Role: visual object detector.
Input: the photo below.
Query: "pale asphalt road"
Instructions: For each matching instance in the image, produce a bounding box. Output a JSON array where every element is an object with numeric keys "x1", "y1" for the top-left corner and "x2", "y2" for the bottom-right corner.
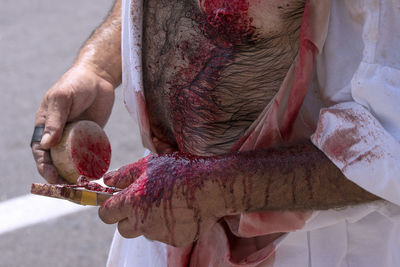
[{"x1": 0, "y1": 1, "x2": 145, "y2": 266}]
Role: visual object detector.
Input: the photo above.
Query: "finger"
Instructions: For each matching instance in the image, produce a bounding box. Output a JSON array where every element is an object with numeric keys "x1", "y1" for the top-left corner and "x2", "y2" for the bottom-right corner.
[
  {"x1": 34, "y1": 92, "x2": 50, "y2": 125},
  {"x1": 33, "y1": 101, "x2": 67, "y2": 184},
  {"x1": 31, "y1": 143, "x2": 65, "y2": 184},
  {"x1": 98, "y1": 192, "x2": 130, "y2": 224},
  {"x1": 40, "y1": 90, "x2": 72, "y2": 149},
  {"x1": 103, "y1": 156, "x2": 149, "y2": 188},
  {"x1": 117, "y1": 218, "x2": 141, "y2": 239}
]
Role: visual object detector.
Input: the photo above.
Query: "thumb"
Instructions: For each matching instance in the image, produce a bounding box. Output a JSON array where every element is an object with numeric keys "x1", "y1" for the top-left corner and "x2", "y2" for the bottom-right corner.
[
  {"x1": 40, "y1": 92, "x2": 71, "y2": 149},
  {"x1": 103, "y1": 156, "x2": 150, "y2": 188}
]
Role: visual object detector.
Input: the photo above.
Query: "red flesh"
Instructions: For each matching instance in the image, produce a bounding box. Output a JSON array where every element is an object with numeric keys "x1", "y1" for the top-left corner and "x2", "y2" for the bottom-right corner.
[{"x1": 70, "y1": 129, "x2": 111, "y2": 179}]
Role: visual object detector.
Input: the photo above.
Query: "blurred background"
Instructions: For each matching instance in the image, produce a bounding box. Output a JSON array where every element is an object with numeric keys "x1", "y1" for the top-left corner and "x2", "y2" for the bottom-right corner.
[{"x1": 0, "y1": 0, "x2": 144, "y2": 266}]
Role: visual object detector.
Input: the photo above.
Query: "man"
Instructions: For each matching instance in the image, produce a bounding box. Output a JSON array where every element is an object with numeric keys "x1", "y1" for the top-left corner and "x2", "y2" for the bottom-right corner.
[{"x1": 32, "y1": 0, "x2": 400, "y2": 266}]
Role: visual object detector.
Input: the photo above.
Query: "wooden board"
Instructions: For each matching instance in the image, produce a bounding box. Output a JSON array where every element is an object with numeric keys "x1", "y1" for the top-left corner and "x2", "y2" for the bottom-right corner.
[{"x1": 31, "y1": 183, "x2": 117, "y2": 206}]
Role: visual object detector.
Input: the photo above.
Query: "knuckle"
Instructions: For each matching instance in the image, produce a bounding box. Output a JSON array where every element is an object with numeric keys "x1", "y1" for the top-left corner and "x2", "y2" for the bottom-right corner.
[
  {"x1": 119, "y1": 230, "x2": 131, "y2": 238},
  {"x1": 103, "y1": 170, "x2": 118, "y2": 182},
  {"x1": 46, "y1": 125, "x2": 63, "y2": 137},
  {"x1": 98, "y1": 209, "x2": 109, "y2": 223},
  {"x1": 36, "y1": 163, "x2": 45, "y2": 174},
  {"x1": 54, "y1": 90, "x2": 72, "y2": 102},
  {"x1": 42, "y1": 91, "x2": 51, "y2": 103},
  {"x1": 37, "y1": 152, "x2": 52, "y2": 165},
  {"x1": 35, "y1": 106, "x2": 48, "y2": 125},
  {"x1": 43, "y1": 90, "x2": 54, "y2": 103},
  {"x1": 31, "y1": 142, "x2": 41, "y2": 150},
  {"x1": 117, "y1": 223, "x2": 130, "y2": 237},
  {"x1": 46, "y1": 87, "x2": 73, "y2": 103},
  {"x1": 36, "y1": 156, "x2": 46, "y2": 165},
  {"x1": 35, "y1": 108, "x2": 47, "y2": 121},
  {"x1": 98, "y1": 207, "x2": 116, "y2": 225},
  {"x1": 31, "y1": 144, "x2": 43, "y2": 157}
]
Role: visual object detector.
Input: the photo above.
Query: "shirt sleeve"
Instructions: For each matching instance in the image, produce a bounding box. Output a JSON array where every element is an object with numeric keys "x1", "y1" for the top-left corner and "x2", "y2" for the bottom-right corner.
[{"x1": 311, "y1": 102, "x2": 400, "y2": 206}]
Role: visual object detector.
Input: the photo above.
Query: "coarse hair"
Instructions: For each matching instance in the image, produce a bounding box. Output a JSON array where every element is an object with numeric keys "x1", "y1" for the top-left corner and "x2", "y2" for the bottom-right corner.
[
  {"x1": 179, "y1": 1, "x2": 306, "y2": 154},
  {"x1": 142, "y1": 0, "x2": 306, "y2": 154}
]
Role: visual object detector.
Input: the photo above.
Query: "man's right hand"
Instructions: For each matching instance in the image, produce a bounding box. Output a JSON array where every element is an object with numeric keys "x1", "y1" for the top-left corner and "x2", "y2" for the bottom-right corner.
[{"x1": 32, "y1": 64, "x2": 115, "y2": 184}]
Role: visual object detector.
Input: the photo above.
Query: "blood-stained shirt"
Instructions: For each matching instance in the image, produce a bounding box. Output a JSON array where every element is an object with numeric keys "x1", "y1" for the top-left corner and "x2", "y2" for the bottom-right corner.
[{"x1": 107, "y1": 0, "x2": 400, "y2": 266}]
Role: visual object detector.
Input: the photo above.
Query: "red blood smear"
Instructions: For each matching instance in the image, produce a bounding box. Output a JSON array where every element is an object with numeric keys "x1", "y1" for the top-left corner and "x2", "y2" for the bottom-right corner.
[
  {"x1": 318, "y1": 108, "x2": 381, "y2": 166},
  {"x1": 124, "y1": 0, "x2": 256, "y2": 240},
  {"x1": 73, "y1": 176, "x2": 117, "y2": 194},
  {"x1": 71, "y1": 131, "x2": 111, "y2": 179},
  {"x1": 322, "y1": 127, "x2": 361, "y2": 163},
  {"x1": 230, "y1": 0, "x2": 315, "y2": 151},
  {"x1": 199, "y1": 0, "x2": 255, "y2": 46},
  {"x1": 113, "y1": 151, "x2": 257, "y2": 242},
  {"x1": 170, "y1": 47, "x2": 234, "y2": 152},
  {"x1": 126, "y1": 145, "x2": 319, "y2": 241},
  {"x1": 125, "y1": 154, "x2": 213, "y2": 241},
  {"x1": 167, "y1": 1, "x2": 256, "y2": 152},
  {"x1": 103, "y1": 156, "x2": 149, "y2": 188}
]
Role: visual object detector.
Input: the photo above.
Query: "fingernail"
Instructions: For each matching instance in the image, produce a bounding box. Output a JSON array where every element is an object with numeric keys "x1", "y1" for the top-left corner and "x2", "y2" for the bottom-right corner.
[{"x1": 40, "y1": 133, "x2": 51, "y2": 147}]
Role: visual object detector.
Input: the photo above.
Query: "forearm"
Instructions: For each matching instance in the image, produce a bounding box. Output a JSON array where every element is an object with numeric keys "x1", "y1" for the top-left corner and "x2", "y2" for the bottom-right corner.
[
  {"x1": 204, "y1": 141, "x2": 380, "y2": 216},
  {"x1": 100, "y1": 140, "x2": 381, "y2": 245},
  {"x1": 75, "y1": 0, "x2": 122, "y2": 87}
]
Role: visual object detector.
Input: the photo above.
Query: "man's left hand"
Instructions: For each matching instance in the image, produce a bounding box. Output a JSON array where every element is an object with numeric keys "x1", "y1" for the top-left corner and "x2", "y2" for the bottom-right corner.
[{"x1": 98, "y1": 153, "x2": 223, "y2": 247}]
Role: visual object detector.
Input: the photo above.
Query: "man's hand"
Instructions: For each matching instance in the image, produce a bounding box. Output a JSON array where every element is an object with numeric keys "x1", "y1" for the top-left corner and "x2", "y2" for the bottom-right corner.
[
  {"x1": 32, "y1": 0, "x2": 121, "y2": 184},
  {"x1": 32, "y1": 65, "x2": 115, "y2": 183},
  {"x1": 98, "y1": 153, "x2": 223, "y2": 247},
  {"x1": 98, "y1": 142, "x2": 380, "y2": 246}
]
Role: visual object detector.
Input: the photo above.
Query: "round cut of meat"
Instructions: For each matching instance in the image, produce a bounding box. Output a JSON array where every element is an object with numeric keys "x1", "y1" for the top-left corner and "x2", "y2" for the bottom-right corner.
[{"x1": 50, "y1": 121, "x2": 111, "y2": 183}]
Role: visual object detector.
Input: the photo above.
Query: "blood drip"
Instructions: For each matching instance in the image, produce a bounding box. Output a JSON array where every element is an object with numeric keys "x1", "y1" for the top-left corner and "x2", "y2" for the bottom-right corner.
[{"x1": 107, "y1": 151, "x2": 257, "y2": 242}]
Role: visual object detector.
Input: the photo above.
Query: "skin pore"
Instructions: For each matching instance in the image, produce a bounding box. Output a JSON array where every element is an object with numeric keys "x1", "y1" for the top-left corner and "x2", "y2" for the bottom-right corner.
[{"x1": 98, "y1": 0, "x2": 380, "y2": 246}]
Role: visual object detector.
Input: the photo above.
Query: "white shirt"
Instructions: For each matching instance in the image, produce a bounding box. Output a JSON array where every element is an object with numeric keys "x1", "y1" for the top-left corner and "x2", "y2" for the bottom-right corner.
[{"x1": 108, "y1": 0, "x2": 400, "y2": 266}]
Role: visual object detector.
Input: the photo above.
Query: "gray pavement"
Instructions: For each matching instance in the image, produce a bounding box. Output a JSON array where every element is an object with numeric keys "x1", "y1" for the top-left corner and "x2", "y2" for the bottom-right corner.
[{"x1": 0, "y1": 1, "x2": 145, "y2": 266}]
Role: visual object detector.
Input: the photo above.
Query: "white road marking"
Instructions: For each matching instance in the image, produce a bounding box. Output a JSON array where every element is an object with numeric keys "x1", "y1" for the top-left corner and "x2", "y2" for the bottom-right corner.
[{"x1": 0, "y1": 194, "x2": 93, "y2": 235}]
